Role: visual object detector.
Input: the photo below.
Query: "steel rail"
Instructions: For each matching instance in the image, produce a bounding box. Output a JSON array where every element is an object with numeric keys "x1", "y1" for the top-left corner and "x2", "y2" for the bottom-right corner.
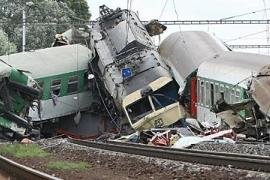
[
  {"x1": 89, "y1": 20, "x2": 270, "y2": 26},
  {"x1": 68, "y1": 138, "x2": 270, "y2": 172},
  {"x1": 0, "y1": 155, "x2": 61, "y2": 180}
]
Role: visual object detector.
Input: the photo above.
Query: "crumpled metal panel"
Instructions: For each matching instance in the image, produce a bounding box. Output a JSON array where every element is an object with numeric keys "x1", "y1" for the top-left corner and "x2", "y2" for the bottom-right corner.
[{"x1": 250, "y1": 65, "x2": 270, "y2": 116}]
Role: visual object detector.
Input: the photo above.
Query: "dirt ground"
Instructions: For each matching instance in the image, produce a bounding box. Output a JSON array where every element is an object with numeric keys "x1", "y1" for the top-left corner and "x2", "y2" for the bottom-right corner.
[{"x1": 3, "y1": 141, "x2": 269, "y2": 180}]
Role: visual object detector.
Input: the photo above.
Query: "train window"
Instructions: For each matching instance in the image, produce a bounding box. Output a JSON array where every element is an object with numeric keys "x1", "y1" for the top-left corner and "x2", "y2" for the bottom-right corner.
[
  {"x1": 230, "y1": 89, "x2": 235, "y2": 103},
  {"x1": 225, "y1": 86, "x2": 230, "y2": 103},
  {"x1": 37, "y1": 81, "x2": 44, "y2": 88},
  {"x1": 126, "y1": 97, "x2": 153, "y2": 123},
  {"x1": 214, "y1": 83, "x2": 219, "y2": 103},
  {"x1": 197, "y1": 79, "x2": 200, "y2": 104},
  {"x1": 210, "y1": 83, "x2": 214, "y2": 106},
  {"x1": 235, "y1": 89, "x2": 241, "y2": 102},
  {"x1": 51, "y1": 79, "x2": 61, "y2": 96},
  {"x1": 205, "y1": 82, "x2": 210, "y2": 107},
  {"x1": 67, "y1": 76, "x2": 78, "y2": 94},
  {"x1": 151, "y1": 81, "x2": 178, "y2": 110},
  {"x1": 220, "y1": 84, "x2": 224, "y2": 93},
  {"x1": 200, "y1": 81, "x2": 205, "y2": 105}
]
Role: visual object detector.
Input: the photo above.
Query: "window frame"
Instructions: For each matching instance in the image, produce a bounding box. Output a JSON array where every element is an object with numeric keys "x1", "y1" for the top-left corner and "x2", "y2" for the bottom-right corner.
[
  {"x1": 67, "y1": 76, "x2": 79, "y2": 94},
  {"x1": 50, "y1": 79, "x2": 61, "y2": 96}
]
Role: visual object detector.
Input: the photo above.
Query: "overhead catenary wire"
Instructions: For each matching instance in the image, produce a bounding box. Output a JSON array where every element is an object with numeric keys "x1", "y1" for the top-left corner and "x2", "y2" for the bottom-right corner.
[
  {"x1": 172, "y1": 0, "x2": 181, "y2": 32},
  {"x1": 159, "y1": 0, "x2": 169, "y2": 20},
  {"x1": 224, "y1": 30, "x2": 267, "y2": 43},
  {"x1": 220, "y1": 7, "x2": 270, "y2": 20},
  {"x1": 262, "y1": 0, "x2": 270, "y2": 55}
]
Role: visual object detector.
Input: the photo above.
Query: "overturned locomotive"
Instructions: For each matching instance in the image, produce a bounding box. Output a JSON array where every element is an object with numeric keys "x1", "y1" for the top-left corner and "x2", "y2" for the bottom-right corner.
[{"x1": 90, "y1": 5, "x2": 185, "y2": 130}]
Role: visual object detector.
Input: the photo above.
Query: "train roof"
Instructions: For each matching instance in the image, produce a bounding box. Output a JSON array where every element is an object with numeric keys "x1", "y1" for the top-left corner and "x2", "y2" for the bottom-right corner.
[
  {"x1": 0, "y1": 44, "x2": 92, "y2": 79},
  {"x1": 197, "y1": 51, "x2": 270, "y2": 88},
  {"x1": 159, "y1": 31, "x2": 228, "y2": 92}
]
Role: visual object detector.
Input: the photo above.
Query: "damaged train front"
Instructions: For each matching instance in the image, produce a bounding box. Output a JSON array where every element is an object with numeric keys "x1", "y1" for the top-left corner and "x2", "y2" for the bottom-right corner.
[{"x1": 0, "y1": 60, "x2": 42, "y2": 140}]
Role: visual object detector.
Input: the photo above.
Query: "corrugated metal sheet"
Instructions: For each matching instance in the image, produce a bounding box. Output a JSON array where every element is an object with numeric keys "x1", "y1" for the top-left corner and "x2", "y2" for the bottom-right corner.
[
  {"x1": 197, "y1": 51, "x2": 270, "y2": 88},
  {"x1": 0, "y1": 44, "x2": 92, "y2": 79},
  {"x1": 159, "y1": 31, "x2": 228, "y2": 91}
]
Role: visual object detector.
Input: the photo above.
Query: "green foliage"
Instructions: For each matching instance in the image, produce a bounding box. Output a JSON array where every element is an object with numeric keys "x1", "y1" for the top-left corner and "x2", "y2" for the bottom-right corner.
[
  {"x1": 0, "y1": 144, "x2": 48, "y2": 158},
  {"x1": 0, "y1": 29, "x2": 17, "y2": 56},
  {"x1": 0, "y1": 0, "x2": 90, "y2": 52},
  {"x1": 47, "y1": 161, "x2": 90, "y2": 170},
  {"x1": 57, "y1": 0, "x2": 91, "y2": 21}
]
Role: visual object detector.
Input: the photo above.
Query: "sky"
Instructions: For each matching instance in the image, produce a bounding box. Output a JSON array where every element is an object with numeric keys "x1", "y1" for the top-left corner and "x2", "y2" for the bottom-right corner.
[{"x1": 87, "y1": 0, "x2": 270, "y2": 55}]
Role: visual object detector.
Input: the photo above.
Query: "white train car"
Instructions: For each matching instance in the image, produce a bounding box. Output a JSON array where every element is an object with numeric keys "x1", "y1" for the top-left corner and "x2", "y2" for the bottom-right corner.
[
  {"x1": 197, "y1": 51, "x2": 270, "y2": 130},
  {"x1": 160, "y1": 31, "x2": 270, "y2": 138}
]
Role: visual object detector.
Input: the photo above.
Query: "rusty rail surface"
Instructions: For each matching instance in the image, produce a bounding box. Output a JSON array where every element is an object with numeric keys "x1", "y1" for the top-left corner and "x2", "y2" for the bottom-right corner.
[
  {"x1": 68, "y1": 137, "x2": 270, "y2": 172},
  {"x1": 0, "y1": 155, "x2": 61, "y2": 180}
]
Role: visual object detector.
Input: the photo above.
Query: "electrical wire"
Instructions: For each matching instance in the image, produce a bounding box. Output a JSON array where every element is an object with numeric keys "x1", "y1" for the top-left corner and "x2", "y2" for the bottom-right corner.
[
  {"x1": 262, "y1": 0, "x2": 270, "y2": 55},
  {"x1": 88, "y1": 56, "x2": 121, "y2": 131},
  {"x1": 159, "y1": 0, "x2": 169, "y2": 20},
  {"x1": 225, "y1": 30, "x2": 267, "y2": 43},
  {"x1": 220, "y1": 7, "x2": 270, "y2": 20},
  {"x1": 172, "y1": 0, "x2": 181, "y2": 32}
]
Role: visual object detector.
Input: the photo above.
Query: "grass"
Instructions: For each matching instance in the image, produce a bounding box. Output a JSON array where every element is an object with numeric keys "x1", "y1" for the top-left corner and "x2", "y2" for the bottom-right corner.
[
  {"x1": 0, "y1": 144, "x2": 48, "y2": 158},
  {"x1": 47, "y1": 161, "x2": 91, "y2": 170}
]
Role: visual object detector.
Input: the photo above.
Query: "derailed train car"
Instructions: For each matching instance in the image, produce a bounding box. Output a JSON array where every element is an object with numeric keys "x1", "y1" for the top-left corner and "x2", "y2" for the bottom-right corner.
[
  {"x1": 160, "y1": 31, "x2": 270, "y2": 139},
  {"x1": 90, "y1": 5, "x2": 185, "y2": 130},
  {"x1": 1, "y1": 45, "x2": 114, "y2": 138},
  {"x1": 0, "y1": 59, "x2": 41, "y2": 139}
]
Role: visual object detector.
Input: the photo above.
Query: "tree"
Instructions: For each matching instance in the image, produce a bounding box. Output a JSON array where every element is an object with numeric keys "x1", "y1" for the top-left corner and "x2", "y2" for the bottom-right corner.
[
  {"x1": 57, "y1": 0, "x2": 91, "y2": 21},
  {"x1": 0, "y1": 0, "x2": 91, "y2": 52},
  {"x1": 0, "y1": 29, "x2": 17, "y2": 56}
]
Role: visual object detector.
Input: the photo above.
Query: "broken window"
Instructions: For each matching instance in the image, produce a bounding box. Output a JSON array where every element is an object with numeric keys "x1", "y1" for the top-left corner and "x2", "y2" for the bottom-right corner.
[
  {"x1": 151, "y1": 82, "x2": 178, "y2": 110},
  {"x1": 37, "y1": 81, "x2": 44, "y2": 88},
  {"x1": 67, "y1": 76, "x2": 78, "y2": 94},
  {"x1": 51, "y1": 79, "x2": 61, "y2": 96},
  {"x1": 126, "y1": 96, "x2": 153, "y2": 123}
]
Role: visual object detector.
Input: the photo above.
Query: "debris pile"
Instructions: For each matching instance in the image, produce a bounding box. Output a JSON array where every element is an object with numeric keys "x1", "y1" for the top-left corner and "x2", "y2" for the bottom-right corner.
[{"x1": 109, "y1": 124, "x2": 237, "y2": 149}]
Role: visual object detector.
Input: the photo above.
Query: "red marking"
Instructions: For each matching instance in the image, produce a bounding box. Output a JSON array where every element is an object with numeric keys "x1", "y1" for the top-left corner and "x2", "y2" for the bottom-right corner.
[
  {"x1": 190, "y1": 77, "x2": 197, "y2": 118},
  {"x1": 150, "y1": 130, "x2": 171, "y2": 146}
]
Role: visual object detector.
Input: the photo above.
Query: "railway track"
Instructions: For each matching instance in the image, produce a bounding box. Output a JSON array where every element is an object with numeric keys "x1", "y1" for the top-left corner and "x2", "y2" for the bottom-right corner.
[
  {"x1": 68, "y1": 138, "x2": 270, "y2": 173},
  {"x1": 0, "y1": 155, "x2": 61, "y2": 180}
]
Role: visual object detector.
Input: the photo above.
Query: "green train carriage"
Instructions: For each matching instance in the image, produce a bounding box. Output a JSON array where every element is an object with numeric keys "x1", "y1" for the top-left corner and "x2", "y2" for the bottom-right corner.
[{"x1": 1, "y1": 45, "x2": 110, "y2": 137}]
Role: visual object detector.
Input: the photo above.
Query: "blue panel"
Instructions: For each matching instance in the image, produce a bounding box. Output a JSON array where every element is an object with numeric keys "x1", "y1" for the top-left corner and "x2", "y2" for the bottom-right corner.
[{"x1": 122, "y1": 68, "x2": 132, "y2": 78}]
